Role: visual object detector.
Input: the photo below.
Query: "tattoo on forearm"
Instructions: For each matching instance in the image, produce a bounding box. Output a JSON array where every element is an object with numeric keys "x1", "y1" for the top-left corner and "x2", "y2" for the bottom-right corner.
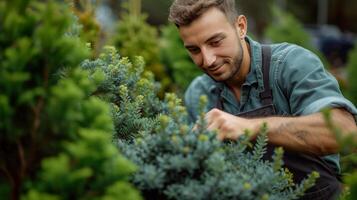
[
  {"x1": 293, "y1": 131, "x2": 309, "y2": 143},
  {"x1": 277, "y1": 122, "x2": 309, "y2": 144},
  {"x1": 276, "y1": 122, "x2": 292, "y2": 135}
]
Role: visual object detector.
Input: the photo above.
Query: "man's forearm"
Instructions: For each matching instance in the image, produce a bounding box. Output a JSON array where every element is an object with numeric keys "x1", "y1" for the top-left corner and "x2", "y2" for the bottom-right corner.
[{"x1": 254, "y1": 109, "x2": 356, "y2": 156}]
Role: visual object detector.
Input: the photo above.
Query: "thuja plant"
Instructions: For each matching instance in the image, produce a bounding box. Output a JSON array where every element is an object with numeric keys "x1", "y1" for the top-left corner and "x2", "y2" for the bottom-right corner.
[
  {"x1": 22, "y1": 69, "x2": 142, "y2": 200},
  {"x1": 118, "y1": 94, "x2": 319, "y2": 200},
  {"x1": 0, "y1": 0, "x2": 141, "y2": 199},
  {"x1": 160, "y1": 24, "x2": 202, "y2": 93},
  {"x1": 81, "y1": 46, "x2": 162, "y2": 140}
]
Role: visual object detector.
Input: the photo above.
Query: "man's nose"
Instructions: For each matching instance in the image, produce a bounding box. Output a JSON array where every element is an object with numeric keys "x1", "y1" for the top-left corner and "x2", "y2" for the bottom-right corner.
[{"x1": 202, "y1": 48, "x2": 216, "y2": 68}]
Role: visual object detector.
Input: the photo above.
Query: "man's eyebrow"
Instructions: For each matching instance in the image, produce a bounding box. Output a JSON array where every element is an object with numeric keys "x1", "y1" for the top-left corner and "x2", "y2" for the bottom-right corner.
[{"x1": 184, "y1": 44, "x2": 197, "y2": 49}]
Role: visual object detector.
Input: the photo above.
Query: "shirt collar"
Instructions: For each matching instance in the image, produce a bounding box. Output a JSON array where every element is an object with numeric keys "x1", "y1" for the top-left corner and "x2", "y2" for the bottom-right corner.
[{"x1": 245, "y1": 36, "x2": 264, "y2": 91}]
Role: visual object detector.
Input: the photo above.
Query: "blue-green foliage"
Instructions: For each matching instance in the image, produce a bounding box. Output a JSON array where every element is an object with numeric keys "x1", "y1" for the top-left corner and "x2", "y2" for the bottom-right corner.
[
  {"x1": 81, "y1": 46, "x2": 162, "y2": 140},
  {"x1": 88, "y1": 48, "x2": 321, "y2": 199},
  {"x1": 117, "y1": 93, "x2": 319, "y2": 200}
]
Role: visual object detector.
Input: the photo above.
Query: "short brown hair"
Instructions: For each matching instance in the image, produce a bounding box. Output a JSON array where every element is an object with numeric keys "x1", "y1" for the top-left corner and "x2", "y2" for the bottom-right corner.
[{"x1": 168, "y1": 0, "x2": 238, "y2": 27}]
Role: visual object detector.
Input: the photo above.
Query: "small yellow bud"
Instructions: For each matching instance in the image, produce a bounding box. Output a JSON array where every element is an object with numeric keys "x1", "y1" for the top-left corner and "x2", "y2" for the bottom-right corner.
[
  {"x1": 113, "y1": 104, "x2": 120, "y2": 112},
  {"x1": 261, "y1": 194, "x2": 269, "y2": 200},
  {"x1": 182, "y1": 146, "x2": 190, "y2": 154},
  {"x1": 180, "y1": 125, "x2": 189, "y2": 134},
  {"x1": 119, "y1": 85, "x2": 128, "y2": 97},
  {"x1": 136, "y1": 95, "x2": 144, "y2": 104},
  {"x1": 243, "y1": 182, "x2": 251, "y2": 190},
  {"x1": 159, "y1": 115, "x2": 170, "y2": 128},
  {"x1": 168, "y1": 101, "x2": 175, "y2": 109},
  {"x1": 171, "y1": 135, "x2": 178, "y2": 143},
  {"x1": 136, "y1": 138, "x2": 143, "y2": 145},
  {"x1": 198, "y1": 134, "x2": 208, "y2": 142}
]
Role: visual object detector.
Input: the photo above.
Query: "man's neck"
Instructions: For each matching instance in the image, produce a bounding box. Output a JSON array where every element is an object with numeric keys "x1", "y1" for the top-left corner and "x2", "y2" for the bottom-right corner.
[{"x1": 225, "y1": 41, "x2": 251, "y2": 101}]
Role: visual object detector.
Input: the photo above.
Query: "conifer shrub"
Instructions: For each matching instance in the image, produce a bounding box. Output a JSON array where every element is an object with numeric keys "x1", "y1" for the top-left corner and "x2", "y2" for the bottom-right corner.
[
  {"x1": 118, "y1": 94, "x2": 319, "y2": 200},
  {"x1": 81, "y1": 46, "x2": 162, "y2": 140},
  {"x1": 84, "y1": 46, "x2": 319, "y2": 200},
  {"x1": 68, "y1": 0, "x2": 102, "y2": 57},
  {"x1": 112, "y1": 3, "x2": 172, "y2": 95},
  {"x1": 0, "y1": 0, "x2": 141, "y2": 199}
]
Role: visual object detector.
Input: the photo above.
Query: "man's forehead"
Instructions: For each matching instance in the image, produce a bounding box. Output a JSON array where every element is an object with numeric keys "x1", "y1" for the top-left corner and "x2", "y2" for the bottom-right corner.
[{"x1": 178, "y1": 8, "x2": 232, "y2": 41}]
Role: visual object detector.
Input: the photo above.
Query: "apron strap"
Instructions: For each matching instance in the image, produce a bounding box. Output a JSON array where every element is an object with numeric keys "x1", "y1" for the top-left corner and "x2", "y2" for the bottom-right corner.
[
  {"x1": 260, "y1": 45, "x2": 274, "y2": 106},
  {"x1": 213, "y1": 87, "x2": 224, "y2": 110}
]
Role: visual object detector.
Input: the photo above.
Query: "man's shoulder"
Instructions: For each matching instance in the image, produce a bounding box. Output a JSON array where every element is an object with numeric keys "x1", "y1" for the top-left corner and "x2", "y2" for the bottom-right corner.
[{"x1": 270, "y1": 42, "x2": 313, "y2": 61}]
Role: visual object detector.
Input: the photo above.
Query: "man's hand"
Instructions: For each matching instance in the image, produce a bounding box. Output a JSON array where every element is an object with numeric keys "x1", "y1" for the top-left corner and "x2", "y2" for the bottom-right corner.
[{"x1": 205, "y1": 108, "x2": 258, "y2": 141}]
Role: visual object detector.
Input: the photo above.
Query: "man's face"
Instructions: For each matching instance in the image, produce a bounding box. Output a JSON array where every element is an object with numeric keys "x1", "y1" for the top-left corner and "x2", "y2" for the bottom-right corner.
[{"x1": 179, "y1": 7, "x2": 244, "y2": 82}]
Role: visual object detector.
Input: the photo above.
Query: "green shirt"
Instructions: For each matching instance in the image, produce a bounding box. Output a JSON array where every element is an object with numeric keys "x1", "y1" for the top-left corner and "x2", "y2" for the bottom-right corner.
[{"x1": 184, "y1": 37, "x2": 357, "y2": 172}]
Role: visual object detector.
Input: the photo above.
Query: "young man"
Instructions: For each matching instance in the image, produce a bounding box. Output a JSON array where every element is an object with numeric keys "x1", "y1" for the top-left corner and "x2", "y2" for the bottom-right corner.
[{"x1": 169, "y1": 0, "x2": 357, "y2": 199}]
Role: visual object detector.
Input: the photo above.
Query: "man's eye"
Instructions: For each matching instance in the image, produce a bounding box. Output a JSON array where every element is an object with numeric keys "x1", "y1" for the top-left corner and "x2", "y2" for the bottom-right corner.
[
  {"x1": 188, "y1": 48, "x2": 200, "y2": 54},
  {"x1": 211, "y1": 39, "x2": 222, "y2": 46}
]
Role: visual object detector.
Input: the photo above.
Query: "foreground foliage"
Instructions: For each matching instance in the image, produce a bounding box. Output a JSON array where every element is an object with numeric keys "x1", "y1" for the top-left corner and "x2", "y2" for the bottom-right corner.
[
  {"x1": 84, "y1": 47, "x2": 319, "y2": 200},
  {"x1": 0, "y1": 0, "x2": 141, "y2": 199}
]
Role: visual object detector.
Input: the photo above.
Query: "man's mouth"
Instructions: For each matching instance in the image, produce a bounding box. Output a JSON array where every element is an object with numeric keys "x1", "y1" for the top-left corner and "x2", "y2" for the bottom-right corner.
[{"x1": 208, "y1": 63, "x2": 224, "y2": 73}]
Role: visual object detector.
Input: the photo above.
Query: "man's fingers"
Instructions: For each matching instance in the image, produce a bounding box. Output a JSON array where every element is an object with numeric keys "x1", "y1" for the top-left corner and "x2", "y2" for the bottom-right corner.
[
  {"x1": 216, "y1": 132, "x2": 225, "y2": 141},
  {"x1": 207, "y1": 116, "x2": 226, "y2": 132}
]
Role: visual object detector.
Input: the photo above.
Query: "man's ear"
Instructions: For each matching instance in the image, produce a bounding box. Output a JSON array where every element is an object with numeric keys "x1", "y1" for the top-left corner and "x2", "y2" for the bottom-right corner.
[{"x1": 235, "y1": 15, "x2": 247, "y2": 39}]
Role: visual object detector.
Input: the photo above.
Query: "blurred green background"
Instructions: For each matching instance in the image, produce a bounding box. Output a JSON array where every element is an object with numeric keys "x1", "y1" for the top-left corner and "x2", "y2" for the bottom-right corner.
[{"x1": 88, "y1": 0, "x2": 357, "y2": 101}]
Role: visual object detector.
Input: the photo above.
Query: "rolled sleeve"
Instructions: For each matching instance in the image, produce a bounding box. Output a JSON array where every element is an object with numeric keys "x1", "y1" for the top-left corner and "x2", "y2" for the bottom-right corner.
[
  {"x1": 303, "y1": 96, "x2": 357, "y2": 120},
  {"x1": 278, "y1": 45, "x2": 357, "y2": 120}
]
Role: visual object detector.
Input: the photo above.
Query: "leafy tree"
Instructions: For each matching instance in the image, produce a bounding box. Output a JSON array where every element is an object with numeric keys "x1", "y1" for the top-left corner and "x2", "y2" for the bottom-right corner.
[{"x1": 0, "y1": 0, "x2": 141, "y2": 199}]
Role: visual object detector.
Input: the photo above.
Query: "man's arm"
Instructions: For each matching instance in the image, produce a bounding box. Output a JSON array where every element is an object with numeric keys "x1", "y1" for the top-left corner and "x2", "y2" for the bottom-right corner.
[{"x1": 205, "y1": 108, "x2": 357, "y2": 156}]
